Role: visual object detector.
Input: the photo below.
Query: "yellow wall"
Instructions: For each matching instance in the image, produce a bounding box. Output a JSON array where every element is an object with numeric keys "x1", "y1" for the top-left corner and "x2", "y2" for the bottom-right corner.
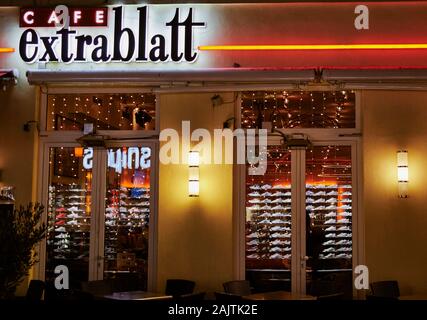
[
  {"x1": 363, "y1": 90, "x2": 427, "y2": 294},
  {"x1": 0, "y1": 7, "x2": 37, "y2": 295},
  {"x1": 157, "y1": 93, "x2": 235, "y2": 294}
]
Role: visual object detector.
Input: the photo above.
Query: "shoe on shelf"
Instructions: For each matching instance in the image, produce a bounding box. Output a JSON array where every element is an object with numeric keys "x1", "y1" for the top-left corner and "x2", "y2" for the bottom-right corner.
[
  {"x1": 339, "y1": 212, "x2": 352, "y2": 217},
  {"x1": 313, "y1": 191, "x2": 326, "y2": 196},
  {"x1": 270, "y1": 226, "x2": 286, "y2": 232},
  {"x1": 337, "y1": 218, "x2": 351, "y2": 224},
  {"x1": 326, "y1": 191, "x2": 338, "y2": 196},
  {"x1": 67, "y1": 220, "x2": 78, "y2": 226},
  {"x1": 271, "y1": 198, "x2": 283, "y2": 204},
  {"x1": 324, "y1": 218, "x2": 336, "y2": 225},
  {"x1": 246, "y1": 232, "x2": 259, "y2": 238},
  {"x1": 337, "y1": 226, "x2": 351, "y2": 231},
  {"x1": 261, "y1": 192, "x2": 272, "y2": 197},
  {"x1": 313, "y1": 198, "x2": 325, "y2": 203},
  {"x1": 247, "y1": 239, "x2": 259, "y2": 246},
  {"x1": 314, "y1": 206, "x2": 325, "y2": 211},
  {"x1": 322, "y1": 240, "x2": 335, "y2": 246},
  {"x1": 325, "y1": 205, "x2": 337, "y2": 210},
  {"x1": 258, "y1": 212, "x2": 271, "y2": 218},
  {"x1": 337, "y1": 232, "x2": 352, "y2": 238},
  {"x1": 55, "y1": 233, "x2": 68, "y2": 239},
  {"x1": 324, "y1": 212, "x2": 337, "y2": 218},
  {"x1": 336, "y1": 240, "x2": 352, "y2": 245},
  {"x1": 67, "y1": 213, "x2": 81, "y2": 219},
  {"x1": 269, "y1": 253, "x2": 284, "y2": 259},
  {"x1": 55, "y1": 213, "x2": 66, "y2": 219}
]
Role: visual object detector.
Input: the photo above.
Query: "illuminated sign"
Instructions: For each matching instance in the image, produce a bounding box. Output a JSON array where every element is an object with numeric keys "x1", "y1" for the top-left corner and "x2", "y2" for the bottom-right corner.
[
  {"x1": 14, "y1": 3, "x2": 427, "y2": 69},
  {"x1": 19, "y1": 6, "x2": 205, "y2": 63},
  {"x1": 20, "y1": 7, "x2": 108, "y2": 27},
  {"x1": 83, "y1": 147, "x2": 151, "y2": 173}
]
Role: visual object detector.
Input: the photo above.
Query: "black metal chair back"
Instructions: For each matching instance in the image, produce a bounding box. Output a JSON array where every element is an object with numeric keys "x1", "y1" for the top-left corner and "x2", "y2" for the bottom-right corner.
[
  {"x1": 370, "y1": 281, "x2": 400, "y2": 298},
  {"x1": 26, "y1": 280, "x2": 45, "y2": 301},
  {"x1": 165, "y1": 279, "x2": 196, "y2": 297},
  {"x1": 223, "y1": 280, "x2": 251, "y2": 296}
]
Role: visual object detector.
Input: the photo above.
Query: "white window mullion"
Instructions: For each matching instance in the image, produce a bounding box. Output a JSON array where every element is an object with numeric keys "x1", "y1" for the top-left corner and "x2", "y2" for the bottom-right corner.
[{"x1": 88, "y1": 148, "x2": 103, "y2": 281}]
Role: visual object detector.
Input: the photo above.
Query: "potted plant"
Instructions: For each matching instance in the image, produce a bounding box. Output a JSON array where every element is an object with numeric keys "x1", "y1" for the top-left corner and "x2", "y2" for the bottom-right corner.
[{"x1": 0, "y1": 203, "x2": 47, "y2": 299}]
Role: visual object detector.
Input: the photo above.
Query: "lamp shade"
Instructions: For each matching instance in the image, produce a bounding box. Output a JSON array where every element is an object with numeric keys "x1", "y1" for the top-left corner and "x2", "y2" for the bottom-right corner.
[
  {"x1": 397, "y1": 150, "x2": 408, "y2": 198},
  {"x1": 188, "y1": 151, "x2": 200, "y2": 166},
  {"x1": 397, "y1": 150, "x2": 409, "y2": 182},
  {"x1": 189, "y1": 180, "x2": 199, "y2": 197}
]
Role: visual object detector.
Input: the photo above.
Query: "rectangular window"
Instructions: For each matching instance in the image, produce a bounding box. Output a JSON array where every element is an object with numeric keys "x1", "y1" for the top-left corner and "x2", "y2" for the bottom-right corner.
[
  {"x1": 47, "y1": 93, "x2": 156, "y2": 131},
  {"x1": 240, "y1": 91, "x2": 356, "y2": 129}
]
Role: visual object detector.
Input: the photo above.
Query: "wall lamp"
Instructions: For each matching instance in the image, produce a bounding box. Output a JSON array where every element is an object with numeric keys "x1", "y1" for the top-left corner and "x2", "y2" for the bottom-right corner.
[
  {"x1": 188, "y1": 151, "x2": 200, "y2": 197},
  {"x1": 397, "y1": 150, "x2": 408, "y2": 198}
]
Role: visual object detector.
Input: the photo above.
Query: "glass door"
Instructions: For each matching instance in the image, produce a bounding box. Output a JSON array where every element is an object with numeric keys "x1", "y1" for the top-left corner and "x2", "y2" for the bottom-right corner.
[
  {"x1": 43, "y1": 143, "x2": 156, "y2": 291},
  {"x1": 304, "y1": 145, "x2": 354, "y2": 298},
  {"x1": 245, "y1": 146, "x2": 293, "y2": 292},
  {"x1": 243, "y1": 143, "x2": 356, "y2": 297},
  {"x1": 45, "y1": 146, "x2": 93, "y2": 288},
  {"x1": 100, "y1": 145, "x2": 153, "y2": 290}
]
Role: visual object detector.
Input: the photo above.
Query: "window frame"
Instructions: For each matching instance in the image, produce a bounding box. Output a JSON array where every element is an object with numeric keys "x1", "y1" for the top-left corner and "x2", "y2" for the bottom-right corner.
[
  {"x1": 34, "y1": 86, "x2": 160, "y2": 291},
  {"x1": 40, "y1": 86, "x2": 160, "y2": 141},
  {"x1": 233, "y1": 90, "x2": 364, "y2": 299}
]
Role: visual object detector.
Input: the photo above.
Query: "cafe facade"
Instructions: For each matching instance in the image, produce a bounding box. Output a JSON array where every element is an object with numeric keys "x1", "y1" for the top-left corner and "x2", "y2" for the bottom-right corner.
[{"x1": 1, "y1": 2, "x2": 427, "y2": 298}]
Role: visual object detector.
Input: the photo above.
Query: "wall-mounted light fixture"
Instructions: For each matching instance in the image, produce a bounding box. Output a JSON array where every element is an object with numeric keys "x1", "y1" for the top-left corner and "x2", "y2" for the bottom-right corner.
[
  {"x1": 188, "y1": 151, "x2": 200, "y2": 197},
  {"x1": 397, "y1": 150, "x2": 408, "y2": 198}
]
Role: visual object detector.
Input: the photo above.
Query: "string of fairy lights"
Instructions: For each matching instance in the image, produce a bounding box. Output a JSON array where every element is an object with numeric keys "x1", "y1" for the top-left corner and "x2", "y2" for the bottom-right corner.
[
  {"x1": 49, "y1": 93, "x2": 156, "y2": 131},
  {"x1": 247, "y1": 145, "x2": 351, "y2": 189},
  {"x1": 241, "y1": 90, "x2": 355, "y2": 129}
]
